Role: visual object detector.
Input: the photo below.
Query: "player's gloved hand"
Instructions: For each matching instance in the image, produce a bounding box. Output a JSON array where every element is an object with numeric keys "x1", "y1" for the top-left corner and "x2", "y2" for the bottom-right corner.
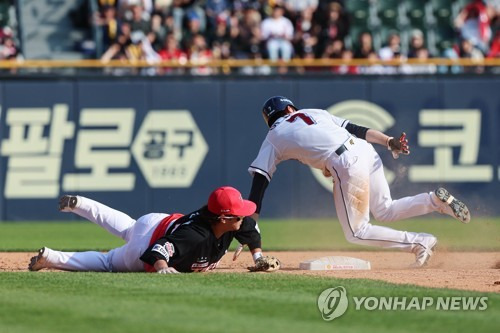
[
  {"x1": 157, "y1": 267, "x2": 180, "y2": 274},
  {"x1": 247, "y1": 256, "x2": 281, "y2": 272},
  {"x1": 387, "y1": 132, "x2": 410, "y2": 159}
]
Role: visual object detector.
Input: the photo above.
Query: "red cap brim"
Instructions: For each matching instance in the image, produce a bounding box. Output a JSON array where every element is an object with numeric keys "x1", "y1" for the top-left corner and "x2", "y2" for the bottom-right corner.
[{"x1": 231, "y1": 200, "x2": 257, "y2": 216}]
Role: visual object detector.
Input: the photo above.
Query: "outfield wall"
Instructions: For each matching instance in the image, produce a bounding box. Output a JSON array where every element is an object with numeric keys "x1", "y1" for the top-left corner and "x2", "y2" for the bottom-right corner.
[{"x1": 0, "y1": 76, "x2": 499, "y2": 220}]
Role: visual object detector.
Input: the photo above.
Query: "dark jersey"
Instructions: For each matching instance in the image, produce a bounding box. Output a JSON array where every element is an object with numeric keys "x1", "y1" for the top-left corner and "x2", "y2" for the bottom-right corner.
[{"x1": 140, "y1": 209, "x2": 261, "y2": 273}]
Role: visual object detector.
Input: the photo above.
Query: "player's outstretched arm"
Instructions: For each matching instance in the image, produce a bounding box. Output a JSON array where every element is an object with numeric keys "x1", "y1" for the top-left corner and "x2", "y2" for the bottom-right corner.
[
  {"x1": 365, "y1": 128, "x2": 393, "y2": 146},
  {"x1": 248, "y1": 174, "x2": 269, "y2": 220},
  {"x1": 365, "y1": 129, "x2": 410, "y2": 159}
]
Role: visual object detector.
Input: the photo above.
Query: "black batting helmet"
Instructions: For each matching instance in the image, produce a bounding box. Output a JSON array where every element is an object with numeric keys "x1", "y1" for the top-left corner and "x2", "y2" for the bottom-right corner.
[{"x1": 262, "y1": 96, "x2": 296, "y2": 127}]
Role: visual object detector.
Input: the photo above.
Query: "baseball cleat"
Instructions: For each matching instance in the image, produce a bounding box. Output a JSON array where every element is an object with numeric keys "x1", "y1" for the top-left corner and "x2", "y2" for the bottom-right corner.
[
  {"x1": 28, "y1": 247, "x2": 48, "y2": 271},
  {"x1": 59, "y1": 195, "x2": 79, "y2": 212},
  {"x1": 433, "y1": 188, "x2": 471, "y2": 223},
  {"x1": 410, "y1": 237, "x2": 437, "y2": 268}
]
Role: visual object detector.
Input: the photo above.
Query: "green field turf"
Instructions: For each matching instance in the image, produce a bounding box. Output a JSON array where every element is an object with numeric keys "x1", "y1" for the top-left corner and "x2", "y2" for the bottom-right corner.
[
  {"x1": 0, "y1": 217, "x2": 498, "y2": 252},
  {"x1": 1, "y1": 218, "x2": 498, "y2": 333},
  {"x1": 0, "y1": 273, "x2": 498, "y2": 333}
]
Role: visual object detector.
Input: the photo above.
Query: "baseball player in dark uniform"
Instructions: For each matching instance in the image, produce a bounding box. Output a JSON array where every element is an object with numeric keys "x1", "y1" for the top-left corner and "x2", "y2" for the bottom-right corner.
[{"x1": 28, "y1": 186, "x2": 280, "y2": 273}]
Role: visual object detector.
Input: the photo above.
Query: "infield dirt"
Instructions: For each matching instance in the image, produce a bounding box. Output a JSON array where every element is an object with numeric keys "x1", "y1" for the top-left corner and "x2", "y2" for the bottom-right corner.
[{"x1": 2, "y1": 251, "x2": 499, "y2": 293}]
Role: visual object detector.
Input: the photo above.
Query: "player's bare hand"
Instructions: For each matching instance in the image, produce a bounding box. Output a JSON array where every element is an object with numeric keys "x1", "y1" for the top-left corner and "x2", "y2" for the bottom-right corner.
[
  {"x1": 157, "y1": 267, "x2": 180, "y2": 274},
  {"x1": 387, "y1": 132, "x2": 410, "y2": 159},
  {"x1": 233, "y1": 244, "x2": 246, "y2": 261}
]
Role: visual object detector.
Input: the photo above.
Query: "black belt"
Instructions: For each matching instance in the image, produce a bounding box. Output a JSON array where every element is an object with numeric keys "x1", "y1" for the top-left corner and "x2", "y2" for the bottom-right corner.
[{"x1": 335, "y1": 144, "x2": 348, "y2": 156}]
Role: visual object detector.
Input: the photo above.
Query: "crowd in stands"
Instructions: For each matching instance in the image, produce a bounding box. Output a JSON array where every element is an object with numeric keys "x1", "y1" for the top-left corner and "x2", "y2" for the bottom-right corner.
[{"x1": 91, "y1": 0, "x2": 500, "y2": 75}]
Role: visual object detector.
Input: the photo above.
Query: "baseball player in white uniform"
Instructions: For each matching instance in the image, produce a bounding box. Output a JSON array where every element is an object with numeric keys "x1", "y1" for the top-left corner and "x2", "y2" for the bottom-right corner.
[{"x1": 247, "y1": 96, "x2": 471, "y2": 267}]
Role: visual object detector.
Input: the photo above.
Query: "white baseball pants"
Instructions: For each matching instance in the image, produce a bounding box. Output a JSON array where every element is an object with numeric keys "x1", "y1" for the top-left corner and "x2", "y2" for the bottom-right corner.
[
  {"x1": 327, "y1": 137, "x2": 439, "y2": 253},
  {"x1": 43, "y1": 197, "x2": 167, "y2": 272}
]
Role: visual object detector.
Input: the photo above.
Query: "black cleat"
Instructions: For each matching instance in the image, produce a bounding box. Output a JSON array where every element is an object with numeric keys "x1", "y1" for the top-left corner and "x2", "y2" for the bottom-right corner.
[
  {"x1": 433, "y1": 188, "x2": 471, "y2": 223},
  {"x1": 59, "y1": 195, "x2": 79, "y2": 212}
]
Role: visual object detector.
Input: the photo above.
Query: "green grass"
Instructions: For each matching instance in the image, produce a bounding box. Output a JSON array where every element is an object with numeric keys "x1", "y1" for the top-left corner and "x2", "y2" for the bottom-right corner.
[
  {"x1": 0, "y1": 273, "x2": 497, "y2": 333},
  {"x1": 0, "y1": 218, "x2": 498, "y2": 252},
  {"x1": 0, "y1": 219, "x2": 498, "y2": 333}
]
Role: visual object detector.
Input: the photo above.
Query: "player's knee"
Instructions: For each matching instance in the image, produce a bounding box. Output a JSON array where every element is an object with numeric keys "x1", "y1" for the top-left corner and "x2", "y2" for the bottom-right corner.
[
  {"x1": 373, "y1": 209, "x2": 397, "y2": 222},
  {"x1": 343, "y1": 230, "x2": 362, "y2": 244}
]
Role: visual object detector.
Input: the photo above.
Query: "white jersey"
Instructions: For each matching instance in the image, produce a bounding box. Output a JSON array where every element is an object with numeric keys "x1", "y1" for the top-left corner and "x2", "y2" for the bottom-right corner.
[
  {"x1": 248, "y1": 107, "x2": 452, "y2": 263},
  {"x1": 249, "y1": 109, "x2": 351, "y2": 181}
]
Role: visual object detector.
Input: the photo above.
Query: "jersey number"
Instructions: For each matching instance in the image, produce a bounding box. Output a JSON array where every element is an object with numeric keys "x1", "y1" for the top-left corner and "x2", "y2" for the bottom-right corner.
[{"x1": 287, "y1": 113, "x2": 315, "y2": 125}]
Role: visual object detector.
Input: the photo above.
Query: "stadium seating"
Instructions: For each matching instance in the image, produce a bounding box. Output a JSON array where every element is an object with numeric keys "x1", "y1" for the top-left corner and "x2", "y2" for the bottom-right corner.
[
  {"x1": 345, "y1": 0, "x2": 371, "y2": 29},
  {"x1": 377, "y1": 0, "x2": 402, "y2": 29},
  {"x1": 431, "y1": 0, "x2": 454, "y2": 26},
  {"x1": 404, "y1": 0, "x2": 429, "y2": 31}
]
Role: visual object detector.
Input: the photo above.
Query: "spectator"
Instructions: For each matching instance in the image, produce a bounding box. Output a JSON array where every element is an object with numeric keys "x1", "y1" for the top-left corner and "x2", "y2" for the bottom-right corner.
[
  {"x1": 101, "y1": 22, "x2": 132, "y2": 61},
  {"x1": 155, "y1": 13, "x2": 180, "y2": 47},
  {"x1": 296, "y1": 49, "x2": 321, "y2": 74},
  {"x1": 336, "y1": 49, "x2": 358, "y2": 74},
  {"x1": 0, "y1": 36, "x2": 20, "y2": 59},
  {"x1": 454, "y1": 0, "x2": 492, "y2": 54},
  {"x1": 283, "y1": 0, "x2": 319, "y2": 14},
  {"x1": 232, "y1": 0, "x2": 262, "y2": 12},
  {"x1": 188, "y1": 34, "x2": 214, "y2": 75},
  {"x1": 158, "y1": 33, "x2": 187, "y2": 74},
  {"x1": 149, "y1": 13, "x2": 164, "y2": 50},
  {"x1": 293, "y1": 5, "x2": 320, "y2": 57},
  {"x1": 159, "y1": 33, "x2": 187, "y2": 60},
  {"x1": 408, "y1": 29, "x2": 427, "y2": 58},
  {"x1": 95, "y1": 5, "x2": 119, "y2": 51},
  {"x1": 126, "y1": 4, "x2": 152, "y2": 35},
  {"x1": 0, "y1": 25, "x2": 22, "y2": 61},
  {"x1": 353, "y1": 31, "x2": 374, "y2": 58},
  {"x1": 321, "y1": 38, "x2": 344, "y2": 59},
  {"x1": 119, "y1": 0, "x2": 153, "y2": 14},
  {"x1": 208, "y1": 14, "x2": 230, "y2": 48},
  {"x1": 282, "y1": 0, "x2": 319, "y2": 25},
  {"x1": 487, "y1": 30, "x2": 500, "y2": 57},
  {"x1": 378, "y1": 32, "x2": 401, "y2": 60},
  {"x1": 316, "y1": 2, "x2": 349, "y2": 55},
  {"x1": 205, "y1": 0, "x2": 230, "y2": 31},
  {"x1": 359, "y1": 51, "x2": 386, "y2": 75},
  {"x1": 181, "y1": 11, "x2": 203, "y2": 50},
  {"x1": 209, "y1": 15, "x2": 232, "y2": 61},
  {"x1": 154, "y1": 0, "x2": 173, "y2": 16},
  {"x1": 458, "y1": 38, "x2": 484, "y2": 60},
  {"x1": 401, "y1": 48, "x2": 437, "y2": 74},
  {"x1": 261, "y1": 5, "x2": 294, "y2": 61},
  {"x1": 138, "y1": 31, "x2": 162, "y2": 75},
  {"x1": 235, "y1": 7, "x2": 262, "y2": 59},
  {"x1": 443, "y1": 38, "x2": 485, "y2": 73},
  {"x1": 320, "y1": 2, "x2": 349, "y2": 41},
  {"x1": 172, "y1": 0, "x2": 206, "y2": 37}
]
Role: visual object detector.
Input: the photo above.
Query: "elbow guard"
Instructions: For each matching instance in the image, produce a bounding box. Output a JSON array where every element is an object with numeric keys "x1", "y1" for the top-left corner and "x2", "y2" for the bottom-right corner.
[{"x1": 345, "y1": 122, "x2": 369, "y2": 140}]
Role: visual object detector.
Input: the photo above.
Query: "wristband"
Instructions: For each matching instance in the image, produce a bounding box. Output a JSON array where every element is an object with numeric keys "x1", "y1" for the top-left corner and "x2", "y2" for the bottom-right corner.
[
  {"x1": 386, "y1": 136, "x2": 394, "y2": 150},
  {"x1": 253, "y1": 252, "x2": 263, "y2": 262}
]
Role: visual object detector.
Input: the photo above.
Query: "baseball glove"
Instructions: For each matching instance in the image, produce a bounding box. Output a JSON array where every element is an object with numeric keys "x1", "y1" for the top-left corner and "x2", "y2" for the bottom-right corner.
[
  {"x1": 248, "y1": 256, "x2": 281, "y2": 272},
  {"x1": 387, "y1": 132, "x2": 410, "y2": 159}
]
